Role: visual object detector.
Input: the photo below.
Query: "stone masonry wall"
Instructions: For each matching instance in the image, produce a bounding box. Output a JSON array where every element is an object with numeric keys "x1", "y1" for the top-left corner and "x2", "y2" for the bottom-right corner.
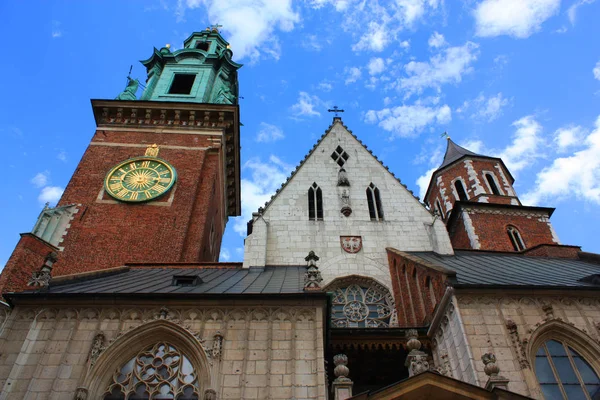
[
  {"x1": 244, "y1": 120, "x2": 453, "y2": 292},
  {"x1": 0, "y1": 301, "x2": 327, "y2": 400},
  {"x1": 431, "y1": 292, "x2": 600, "y2": 399}
]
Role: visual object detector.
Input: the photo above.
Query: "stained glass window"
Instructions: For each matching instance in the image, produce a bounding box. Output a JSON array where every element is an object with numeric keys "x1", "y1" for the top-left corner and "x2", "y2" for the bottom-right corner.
[
  {"x1": 104, "y1": 342, "x2": 201, "y2": 400},
  {"x1": 330, "y1": 282, "x2": 394, "y2": 328},
  {"x1": 535, "y1": 339, "x2": 600, "y2": 400}
]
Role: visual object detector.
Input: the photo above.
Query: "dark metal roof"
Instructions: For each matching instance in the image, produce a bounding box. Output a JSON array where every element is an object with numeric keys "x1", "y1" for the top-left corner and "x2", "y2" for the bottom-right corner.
[
  {"x1": 439, "y1": 138, "x2": 483, "y2": 169},
  {"x1": 407, "y1": 251, "x2": 600, "y2": 288},
  {"x1": 39, "y1": 266, "x2": 306, "y2": 295}
]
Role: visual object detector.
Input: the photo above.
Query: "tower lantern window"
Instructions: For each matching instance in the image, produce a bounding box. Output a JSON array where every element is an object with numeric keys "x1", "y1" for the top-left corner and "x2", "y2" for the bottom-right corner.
[
  {"x1": 168, "y1": 74, "x2": 196, "y2": 95},
  {"x1": 195, "y1": 41, "x2": 210, "y2": 51}
]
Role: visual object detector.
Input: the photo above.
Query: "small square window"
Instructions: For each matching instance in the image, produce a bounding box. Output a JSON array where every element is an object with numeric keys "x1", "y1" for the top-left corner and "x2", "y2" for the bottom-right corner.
[
  {"x1": 168, "y1": 74, "x2": 196, "y2": 95},
  {"x1": 172, "y1": 275, "x2": 201, "y2": 287},
  {"x1": 195, "y1": 41, "x2": 209, "y2": 51}
]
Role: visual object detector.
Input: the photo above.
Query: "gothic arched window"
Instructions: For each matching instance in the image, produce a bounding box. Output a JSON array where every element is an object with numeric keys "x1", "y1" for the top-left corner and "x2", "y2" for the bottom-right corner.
[
  {"x1": 103, "y1": 342, "x2": 201, "y2": 400},
  {"x1": 507, "y1": 225, "x2": 526, "y2": 251},
  {"x1": 308, "y1": 183, "x2": 323, "y2": 221},
  {"x1": 454, "y1": 179, "x2": 468, "y2": 201},
  {"x1": 534, "y1": 339, "x2": 600, "y2": 400},
  {"x1": 330, "y1": 280, "x2": 394, "y2": 328},
  {"x1": 366, "y1": 183, "x2": 384, "y2": 220},
  {"x1": 485, "y1": 173, "x2": 501, "y2": 195}
]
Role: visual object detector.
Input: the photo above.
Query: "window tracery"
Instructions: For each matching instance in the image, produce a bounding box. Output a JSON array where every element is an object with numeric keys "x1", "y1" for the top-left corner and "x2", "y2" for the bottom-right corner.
[
  {"x1": 534, "y1": 339, "x2": 600, "y2": 400},
  {"x1": 366, "y1": 183, "x2": 383, "y2": 220},
  {"x1": 330, "y1": 281, "x2": 394, "y2": 328},
  {"x1": 507, "y1": 225, "x2": 526, "y2": 251},
  {"x1": 103, "y1": 342, "x2": 201, "y2": 400}
]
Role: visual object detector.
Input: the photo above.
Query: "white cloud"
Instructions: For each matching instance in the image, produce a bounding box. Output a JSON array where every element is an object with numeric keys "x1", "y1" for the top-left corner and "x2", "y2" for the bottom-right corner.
[
  {"x1": 317, "y1": 81, "x2": 333, "y2": 92},
  {"x1": 367, "y1": 57, "x2": 386, "y2": 75},
  {"x1": 499, "y1": 115, "x2": 543, "y2": 173},
  {"x1": 352, "y1": 21, "x2": 391, "y2": 52},
  {"x1": 57, "y1": 150, "x2": 67, "y2": 162},
  {"x1": 428, "y1": 31, "x2": 446, "y2": 48},
  {"x1": 233, "y1": 155, "x2": 293, "y2": 235},
  {"x1": 459, "y1": 139, "x2": 485, "y2": 154},
  {"x1": 416, "y1": 166, "x2": 438, "y2": 200},
  {"x1": 38, "y1": 186, "x2": 64, "y2": 205},
  {"x1": 51, "y1": 20, "x2": 62, "y2": 38},
  {"x1": 219, "y1": 248, "x2": 231, "y2": 261},
  {"x1": 256, "y1": 122, "x2": 285, "y2": 142},
  {"x1": 399, "y1": 42, "x2": 479, "y2": 97},
  {"x1": 177, "y1": 0, "x2": 299, "y2": 62},
  {"x1": 459, "y1": 93, "x2": 509, "y2": 122},
  {"x1": 302, "y1": 34, "x2": 325, "y2": 51},
  {"x1": 594, "y1": 61, "x2": 600, "y2": 81},
  {"x1": 568, "y1": 0, "x2": 597, "y2": 25},
  {"x1": 554, "y1": 125, "x2": 586, "y2": 152},
  {"x1": 31, "y1": 172, "x2": 49, "y2": 188},
  {"x1": 365, "y1": 102, "x2": 451, "y2": 138},
  {"x1": 290, "y1": 92, "x2": 324, "y2": 118},
  {"x1": 345, "y1": 67, "x2": 362, "y2": 84},
  {"x1": 523, "y1": 115, "x2": 600, "y2": 205},
  {"x1": 474, "y1": 0, "x2": 560, "y2": 38}
]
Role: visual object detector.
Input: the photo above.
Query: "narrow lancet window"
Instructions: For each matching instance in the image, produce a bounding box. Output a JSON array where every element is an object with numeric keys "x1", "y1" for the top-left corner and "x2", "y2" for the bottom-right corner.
[
  {"x1": 507, "y1": 226, "x2": 526, "y2": 251},
  {"x1": 454, "y1": 180, "x2": 468, "y2": 201},
  {"x1": 308, "y1": 183, "x2": 323, "y2": 221},
  {"x1": 485, "y1": 173, "x2": 500, "y2": 195},
  {"x1": 366, "y1": 183, "x2": 384, "y2": 220}
]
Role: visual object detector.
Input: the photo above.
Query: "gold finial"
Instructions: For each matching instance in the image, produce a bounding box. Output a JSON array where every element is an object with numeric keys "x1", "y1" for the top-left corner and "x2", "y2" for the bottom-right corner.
[
  {"x1": 165, "y1": 44, "x2": 171, "y2": 49},
  {"x1": 145, "y1": 144, "x2": 160, "y2": 157},
  {"x1": 226, "y1": 44, "x2": 231, "y2": 49}
]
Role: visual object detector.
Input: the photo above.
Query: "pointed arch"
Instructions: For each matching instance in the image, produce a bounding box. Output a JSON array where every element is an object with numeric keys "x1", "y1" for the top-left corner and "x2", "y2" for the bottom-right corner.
[
  {"x1": 507, "y1": 225, "x2": 526, "y2": 251},
  {"x1": 366, "y1": 183, "x2": 384, "y2": 220},
  {"x1": 453, "y1": 179, "x2": 468, "y2": 201},
  {"x1": 484, "y1": 172, "x2": 501, "y2": 195},
  {"x1": 528, "y1": 319, "x2": 600, "y2": 399},
  {"x1": 82, "y1": 319, "x2": 212, "y2": 399},
  {"x1": 308, "y1": 182, "x2": 323, "y2": 221}
]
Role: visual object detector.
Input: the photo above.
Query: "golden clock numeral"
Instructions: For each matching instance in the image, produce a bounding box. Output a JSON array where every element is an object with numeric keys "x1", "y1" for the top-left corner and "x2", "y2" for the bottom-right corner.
[
  {"x1": 129, "y1": 162, "x2": 137, "y2": 170},
  {"x1": 116, "y1": 188, "x2": 129, "y2": 198},
  {"x1": 142, "y1": 161, "x2": 150, "y2": 168},
  {"x1": 144, "y1": 190, "x2": 151, "y2": 198},
  {"x1": 151, "y1": 184, "x2": 166, "y2": 193},
  {"x1": 110, "y1": 183, "x2": 123, "y2": 191},
  {"x1": 158, "y1": 170, "x2": 170, "y2": 176},
  {"x1": 130, "y1": 191, "x2": 139, "y2": 200},
  {"x1": 159, "y1": 177, "x2": 171, "y2": 183},
  {"x1": 119, "y1": 168, "x2": 127, "y2": 174}
]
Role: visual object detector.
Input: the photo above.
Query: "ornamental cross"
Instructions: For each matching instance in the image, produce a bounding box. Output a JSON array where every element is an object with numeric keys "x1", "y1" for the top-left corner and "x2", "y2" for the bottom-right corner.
[
  {"x1": 210, "y1": 23, "x2": 223, "y2": 32},
  {"x1": 327, "y1": 106, "x2": 345, "y2": 117}
]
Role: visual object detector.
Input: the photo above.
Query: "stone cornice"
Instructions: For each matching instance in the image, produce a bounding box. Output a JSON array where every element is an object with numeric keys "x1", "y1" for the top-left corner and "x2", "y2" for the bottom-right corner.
[{"x1": 91, "y1": 99, "x2": 241, "y2": 216}]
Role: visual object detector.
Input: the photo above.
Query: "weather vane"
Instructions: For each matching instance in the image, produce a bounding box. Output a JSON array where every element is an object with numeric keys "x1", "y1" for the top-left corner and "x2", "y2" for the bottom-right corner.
[
  {"x1": 327, "y1": 106, "x2": 345, "y2": 117},
  {"x1": 441, "y1": 131, "x2": 451, "y2": 140}
]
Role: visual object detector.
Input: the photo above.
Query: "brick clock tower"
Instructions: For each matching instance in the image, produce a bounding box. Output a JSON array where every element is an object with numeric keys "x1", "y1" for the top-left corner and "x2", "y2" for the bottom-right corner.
[
  {"x1": 424, "y1": 137, "x2": 563, "y2": 253},
  {"x1": 0, "y1": 28, "x2": 242, "y2": 294}
]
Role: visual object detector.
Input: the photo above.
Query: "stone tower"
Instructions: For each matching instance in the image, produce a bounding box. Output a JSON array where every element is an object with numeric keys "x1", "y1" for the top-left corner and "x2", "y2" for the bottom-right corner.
[
  {"x1": 424, "y1": 138, "x2": 563, "y2": 253},
  {"x1": 0, "y1": 28, "x2": 242, "y2": 294}
]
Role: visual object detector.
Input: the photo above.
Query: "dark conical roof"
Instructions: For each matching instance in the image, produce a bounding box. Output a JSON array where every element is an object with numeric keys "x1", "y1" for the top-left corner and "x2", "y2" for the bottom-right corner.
[{"x1": 439, "y1": 138, "x2": 483, "y2": 168}]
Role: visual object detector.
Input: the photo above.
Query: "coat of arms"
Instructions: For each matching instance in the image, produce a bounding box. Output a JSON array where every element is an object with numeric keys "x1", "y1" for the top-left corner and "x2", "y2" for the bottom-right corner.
[{"x1": 340, "y1": 236, "x2": 362, "y2": 253}]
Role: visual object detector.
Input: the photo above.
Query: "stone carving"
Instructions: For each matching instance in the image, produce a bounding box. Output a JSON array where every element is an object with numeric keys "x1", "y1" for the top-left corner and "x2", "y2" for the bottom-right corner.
[
  {"x1": 405, "y1": 329, "x2": 429, "y2": 376},
  {"x1": 333, "y1": 354, "x2": 351, "y2": 382},
  {"x1": 212, "y1": 331, "x2": 224, "y2": 360},
  {"x1": 340, "y1": 189, "x2": 352, "y2": 217},
  {"x1": 438, "y1": 350, "x2": 452, "y2": 377},
  {"x1": 74, "y1": 387, "x2": 88, "y2": 400},
  {"x1": 304, "y1": 251, "x2": 323, "y2": 290},
  {"x1": 337, "y1": 168, "x2": 350, "y2": 186},
  {"x1": 340, "y1": 236, "x2": 362, "y2": 254},
  {"x1": 505, "y1": 319, "x2": 530, "y2": 369},
  {"x1": 88, "y1": 332, "x2": 106, "y2": 366},
  {"x1": 541, "y1": 303, "x2": 554, "y2": 320},
  {"x1": 116, "y1": 76, "x2": 139, "y2": 101},
  {"x1": 204, "y1": 389, "x2": 217, "y2": 400},
  {"x1": 482, "y1": 352, "x2": 510, "y2": 391},
  {"x1": 28, "y1": 252, "x2": 58, "y2": 287},
  {"x1": 213, "y1": 81, "x2": 236, "y2": 104}
]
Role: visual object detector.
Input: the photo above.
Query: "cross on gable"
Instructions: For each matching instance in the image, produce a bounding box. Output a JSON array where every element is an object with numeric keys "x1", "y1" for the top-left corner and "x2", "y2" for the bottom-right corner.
[{"x1": 327, "y1": 106, "x2": 345, "y2": 117}]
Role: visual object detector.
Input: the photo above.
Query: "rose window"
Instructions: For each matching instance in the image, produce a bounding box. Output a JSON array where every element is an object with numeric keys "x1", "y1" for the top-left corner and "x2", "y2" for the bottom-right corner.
[
  {"x1": 103, "y1": 342, "x2": 201, "y2": 400},
  {"x1": 331, "y1": 283, "x2": 394, "y2": 328}
]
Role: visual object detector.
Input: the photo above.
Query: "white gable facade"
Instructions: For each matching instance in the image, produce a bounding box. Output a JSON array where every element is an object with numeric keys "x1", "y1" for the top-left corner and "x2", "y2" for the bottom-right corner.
[{"x1": 243, "y1": 119, "x2": 453, "y2": 291}]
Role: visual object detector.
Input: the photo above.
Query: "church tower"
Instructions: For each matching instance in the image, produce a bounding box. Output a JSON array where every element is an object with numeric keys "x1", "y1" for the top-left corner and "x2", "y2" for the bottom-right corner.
[
  {"x1": 0, "y1": 28, "x2": 242, "y2": 294},
  {"x1": 424, "y1": 137, "x2": 562, "y2": 253}
]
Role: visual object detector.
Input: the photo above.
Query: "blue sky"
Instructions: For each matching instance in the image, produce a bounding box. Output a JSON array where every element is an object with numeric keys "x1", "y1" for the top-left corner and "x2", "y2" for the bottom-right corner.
[{"x1": 1, "y1": 0, "x2": 600, "y2": 267}]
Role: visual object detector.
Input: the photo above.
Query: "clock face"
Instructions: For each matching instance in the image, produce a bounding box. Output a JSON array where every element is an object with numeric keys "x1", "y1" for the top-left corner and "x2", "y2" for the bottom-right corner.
[{"x1": 104, "y1": 157, "x2": 177, "y2": 202}]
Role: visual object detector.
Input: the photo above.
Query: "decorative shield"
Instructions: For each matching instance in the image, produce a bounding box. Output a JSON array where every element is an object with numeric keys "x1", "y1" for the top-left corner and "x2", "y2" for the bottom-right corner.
[{"x1": 340, "y1": 236, "x2": 362, "y2": 254}]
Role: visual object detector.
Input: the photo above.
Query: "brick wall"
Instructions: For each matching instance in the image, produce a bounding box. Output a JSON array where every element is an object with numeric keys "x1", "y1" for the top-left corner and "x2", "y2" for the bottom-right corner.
[
  {"x1": 0, "y1": 234, "x2": 57, "y2": 295},
  {"x1": 47, "y1": 127, "x2": 226, "y2": 276},
  {"x1": 387, "y1": 250, "x2": 447, "y2": 327}
]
